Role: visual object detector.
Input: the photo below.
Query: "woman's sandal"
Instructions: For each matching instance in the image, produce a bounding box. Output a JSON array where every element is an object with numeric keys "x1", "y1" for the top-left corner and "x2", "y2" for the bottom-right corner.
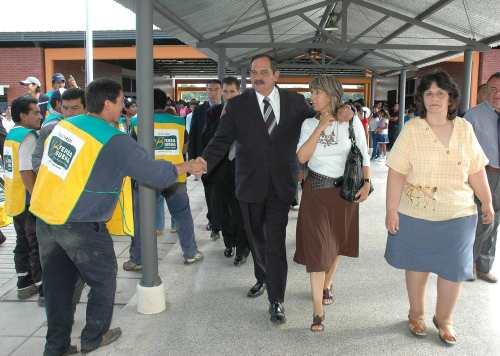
[
  {"x1": 322, "y1": 288, "x2": 333, "y2": 305},
  {"x1": 310, "y1": 314, "x2": 325, "y2": 332},
  {"x1": 408, "y1": 314, "x2": 427, "y2": 337},
  {"x1": 432, "y1": 316, "x2": 457, "y2": 346}
]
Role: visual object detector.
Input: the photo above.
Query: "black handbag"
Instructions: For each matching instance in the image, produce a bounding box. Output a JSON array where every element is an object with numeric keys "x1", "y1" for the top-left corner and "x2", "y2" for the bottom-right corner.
[{"x1": 340, "y1": 119, "x2": 373, "y2": 201}]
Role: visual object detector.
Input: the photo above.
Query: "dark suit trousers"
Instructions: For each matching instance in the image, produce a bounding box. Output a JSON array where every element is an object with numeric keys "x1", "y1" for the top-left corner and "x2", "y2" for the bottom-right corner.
[{"x1": 240, "y1": 185, "x2": 290, "y2": 303}]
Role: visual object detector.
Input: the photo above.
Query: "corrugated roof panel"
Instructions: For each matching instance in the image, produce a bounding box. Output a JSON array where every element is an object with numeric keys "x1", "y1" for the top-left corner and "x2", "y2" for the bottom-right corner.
[
  {"x1": 385, "y1": 26, "x2": 465, "y2": 46},
  {"x1": 425, "y1": 0, "x2": 500, "y2": 40}
]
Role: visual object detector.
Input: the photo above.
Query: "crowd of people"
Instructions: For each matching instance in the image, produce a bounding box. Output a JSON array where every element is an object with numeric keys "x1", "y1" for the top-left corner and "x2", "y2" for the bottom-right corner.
[{"x1": 0, "y1": 54, "x2": 498, "y2": 355}]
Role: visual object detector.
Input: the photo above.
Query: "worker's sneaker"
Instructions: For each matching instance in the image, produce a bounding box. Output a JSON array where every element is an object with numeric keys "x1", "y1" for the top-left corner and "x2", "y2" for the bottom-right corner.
[
  {"x1": 122, "y1": 259, "x2": 142, "y2": 272},
  {"x1": 0, "y1": 231, "x2": 6, "y2": 245},
  {"x1": 17, "y1": 275, "x2": 38, "y2": 299},
  {"x1": 81, "y1": 328, "x2": 122, "y2": 354},
  {"x1": 184, "y1": 251, "x2": 204, "y2": 265}
]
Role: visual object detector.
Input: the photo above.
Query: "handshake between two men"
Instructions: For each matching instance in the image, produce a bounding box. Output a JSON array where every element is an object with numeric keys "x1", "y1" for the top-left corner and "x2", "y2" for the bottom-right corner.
[{"x1": 175, "y1": 157, "x2": 207, "y2": 177}]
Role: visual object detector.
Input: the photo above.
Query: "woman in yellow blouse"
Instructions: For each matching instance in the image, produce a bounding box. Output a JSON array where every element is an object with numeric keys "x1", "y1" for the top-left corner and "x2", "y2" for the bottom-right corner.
[{"x1": 385, "y1": 71, "x2": 494, "y2": 345}]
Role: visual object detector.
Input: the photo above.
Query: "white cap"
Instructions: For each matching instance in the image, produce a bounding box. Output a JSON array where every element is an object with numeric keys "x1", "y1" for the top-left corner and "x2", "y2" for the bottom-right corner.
[{"x1": 20, "y1": 76, "x2": 41, "y2": 87}]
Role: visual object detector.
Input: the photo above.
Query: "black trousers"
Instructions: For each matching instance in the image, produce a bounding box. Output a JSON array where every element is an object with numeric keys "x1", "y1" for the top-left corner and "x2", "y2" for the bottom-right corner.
[
  {"x1": 37, "y1": 220, "x2": 117, "y2": 356},
  {"x1": 240, "y1": 186, "x2": 290, "y2": 303},
  {"x1": 202, "y1": 180, "x2": 220, "y2": 232},
  {"x1": 13, "y1": 208, "x2": 41, "y2": 284},
  {"x1": 211, "y1": 163, "x2": 249, "y2": 256}
]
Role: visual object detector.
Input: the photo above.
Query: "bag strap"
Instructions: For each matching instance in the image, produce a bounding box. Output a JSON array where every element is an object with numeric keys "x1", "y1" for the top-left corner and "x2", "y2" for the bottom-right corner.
[{"x1": 348, "y1": 119, "x2": 356, "y2": 144}]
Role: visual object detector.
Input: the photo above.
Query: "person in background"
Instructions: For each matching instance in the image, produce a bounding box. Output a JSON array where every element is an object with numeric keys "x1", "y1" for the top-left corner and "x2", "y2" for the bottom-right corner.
[
  {"x1": 385, "y1": 71, "x2": 493, "y2": 345},
  {"x1": 203, "y1": 76, "x2": 250, "y2": 265},
  {"x1": 476, "y1": 84, "x2": 488, "y2": 105},
  {"x1": 388, "y1": 103, "x2": 400, "y2": 150},
  {"x1": 368, "y1": 105, "x2": 380, "y2": 158},
  {"x1": 189, "y1": 80, "x2": 223, "y2": 240},
  {"x1": 3, "y1": 96, "x2": 43, "y2": 304},
  {"x1": 67, "y1": 75, "x2": 78, "y2": 89},
  {"x1": 374, "y1": 109, "x2": 389, "y2": 161},
  {"x1": 19, "y1": 76, "x2": 50, "y2": 118},
  {"x1": 118, "y1": 97, "x2": 137, "y2": 134},
  {"x1": 465, "y1": 72, "x2": 500, "y2": 283},
  {"x1": 355, "y1": 103, "x2": 369, "y2": 144}
]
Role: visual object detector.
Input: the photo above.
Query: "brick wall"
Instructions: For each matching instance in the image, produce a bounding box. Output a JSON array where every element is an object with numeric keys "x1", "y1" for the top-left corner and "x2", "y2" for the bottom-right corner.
[
  {"x1": 480, "y1": 48, "x2": 500, "y2": 84},
  {"x1": 0, "y1": 47, "x2": 45, "y2": 102}
]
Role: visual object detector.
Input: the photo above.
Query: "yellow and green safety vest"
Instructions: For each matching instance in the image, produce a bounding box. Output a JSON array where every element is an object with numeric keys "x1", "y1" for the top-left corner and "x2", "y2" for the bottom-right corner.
[
  {"x1": 153, "y1": 112, "x2": 186, "y2": 183},
  {"x1": 3, "y1": 127, "x2": 37, "y2": 217},
  {"x1": 42, "y1": 112, "x2": 63, "y2": 129},
  {"x1": 29, "y1": 114, "x2": 134, "y2": 235}
]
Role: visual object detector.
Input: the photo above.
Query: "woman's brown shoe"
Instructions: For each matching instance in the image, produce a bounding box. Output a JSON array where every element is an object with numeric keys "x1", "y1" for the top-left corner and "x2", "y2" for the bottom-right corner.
[
  {"x1": 408, "y1": 315, "x2": 427, "y2": 337},
  {"x1": 433, "y1": 316, "x2": 457, "y2": 346},
  {"x1": 322, "y1": 288, "x2": 333, "y2": 305},
  {"x1": 310, "y1": 314, "x2": 325, "y2": 332}
]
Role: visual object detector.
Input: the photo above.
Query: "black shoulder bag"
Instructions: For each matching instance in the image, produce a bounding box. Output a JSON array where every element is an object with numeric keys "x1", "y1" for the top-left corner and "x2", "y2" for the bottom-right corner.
[{"x1": 341, "y1": 119, "x2": 374, "y2": 201}]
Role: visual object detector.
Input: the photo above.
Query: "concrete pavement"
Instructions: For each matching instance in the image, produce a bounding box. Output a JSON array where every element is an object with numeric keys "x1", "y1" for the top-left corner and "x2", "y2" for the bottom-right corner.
[{"x1": 1, "y1": 163, "x2": 499, "y2": 355}]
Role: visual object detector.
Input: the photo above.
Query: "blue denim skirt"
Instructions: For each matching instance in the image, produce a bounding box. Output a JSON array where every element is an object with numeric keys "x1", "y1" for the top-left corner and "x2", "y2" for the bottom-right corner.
[{"x1": 385, "y1": 213, "x2": 477, "y2": 282}]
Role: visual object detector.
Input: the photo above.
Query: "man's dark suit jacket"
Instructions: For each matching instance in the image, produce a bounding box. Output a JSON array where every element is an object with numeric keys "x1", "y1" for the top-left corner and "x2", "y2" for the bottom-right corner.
[
  {"x1": 188, "y1": 101, "x2": 210, "y2": 159},
  {"x1": 201, "y1": 103, "x2": 228, "y2": 184},
  {"x1": 202, "y1": 88, "x2": 312, "y2": 204}
]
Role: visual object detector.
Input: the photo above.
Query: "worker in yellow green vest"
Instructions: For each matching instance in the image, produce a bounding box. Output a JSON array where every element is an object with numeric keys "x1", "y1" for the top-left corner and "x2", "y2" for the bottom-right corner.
[
  {"x1": 29, "y1": 79, "x2": 203, "y2": 356},
  {"x1": 117, "y1": 97, "x2": 137, "y2": 134},
  {"x1": 32, "y1": 88, "x2": 86, "y2": 172},
  {"x1": 44, "y1": 73, "x2": 66, "y2": 116},
  {"x1": 3, "y1": 96, "x2": 43, "y2": 303},
  {"x1": 123, "y1": 88, "x2": 202, "y2": 272}
]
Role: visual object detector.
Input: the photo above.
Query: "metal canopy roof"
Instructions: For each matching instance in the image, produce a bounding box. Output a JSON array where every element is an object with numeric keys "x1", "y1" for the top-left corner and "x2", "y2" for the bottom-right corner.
[{"x1": 114, "y1": 0, "x2": 500, "y2": 76}]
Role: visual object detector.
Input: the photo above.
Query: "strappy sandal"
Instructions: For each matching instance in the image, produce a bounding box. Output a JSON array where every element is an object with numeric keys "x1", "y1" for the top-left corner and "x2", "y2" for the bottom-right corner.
[
  {"x1": 433, "y1": 316, "x2": 457, "y2": 346},
  {"x1": 408, "y1": 314, "x2": 427, "y2": 337},
  {"x1": 310, "y1": 314, "x2": 325, "y2": 332},
  {"x1": 322, "y1": 288, "x2": 333, "y2": 305}
]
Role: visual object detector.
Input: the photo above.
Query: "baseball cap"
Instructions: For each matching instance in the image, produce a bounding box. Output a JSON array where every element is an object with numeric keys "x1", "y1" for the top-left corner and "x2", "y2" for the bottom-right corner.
[
  {"x1": 19, "y1": 76, "x2": 41, "y2": 87},
  {"x1": 52, "y1": 73, "x2": 66, "y2": 83},
  {"x1": 124, "y1": 97, "x2": 136, "y2": 108}
]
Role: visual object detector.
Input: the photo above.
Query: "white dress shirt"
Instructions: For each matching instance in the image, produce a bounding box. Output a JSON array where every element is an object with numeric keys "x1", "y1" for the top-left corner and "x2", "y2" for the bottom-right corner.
[{"x1": 255, "y1": 86, "x2": 281, "y2": 125}]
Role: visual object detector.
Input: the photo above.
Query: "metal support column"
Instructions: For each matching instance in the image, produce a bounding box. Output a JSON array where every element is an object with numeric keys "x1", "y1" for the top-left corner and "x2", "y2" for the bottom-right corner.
[
  {"x1": 398, "y1": 69, "x2": 406, "y2": 130},
  {"x1": 218, "y1": 49, "x2": 226, "y2": 81},
  {"x1": 85, "y1": 0, "x2": 94, "y2": 85},
  {"x1": 370, "y1": 75, "x2": 376, "y2": 108},
  {"x1": 240, "y1": 67, "x2": 247, "y2": 90},
  {"x1": 136, "y1": 0, "x2": 165, "y2": 314},
  {"x1": 462, "y1": 49, "x2": 473, "y2": 113}
]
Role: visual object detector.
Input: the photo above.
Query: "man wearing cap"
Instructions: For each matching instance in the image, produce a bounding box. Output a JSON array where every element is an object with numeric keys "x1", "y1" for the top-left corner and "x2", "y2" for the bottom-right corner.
[
  {"x1": 118, "y1": 97, "x2": 137, "y2": 134},
  {"x1": 19, "y1": 76, "x2": 50, "y2": 118},
  {"x1": 45, "y1": 73, "x2": 66, "y2": 116}
]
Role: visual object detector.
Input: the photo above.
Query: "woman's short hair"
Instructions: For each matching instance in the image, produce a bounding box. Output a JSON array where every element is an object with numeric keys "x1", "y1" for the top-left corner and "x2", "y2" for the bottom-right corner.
[
  {"x1": 416, "y1": 70, "x2": 460, "y2": 120},
  {"x1": 309, "y1": 75, "x2": 344, "y2": 116}
]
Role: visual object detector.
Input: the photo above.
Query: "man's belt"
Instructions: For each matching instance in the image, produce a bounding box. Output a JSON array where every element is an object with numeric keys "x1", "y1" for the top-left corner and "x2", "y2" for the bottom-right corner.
[{"x1": 486, "y1": 165, "x2": 500, "y2": 173}]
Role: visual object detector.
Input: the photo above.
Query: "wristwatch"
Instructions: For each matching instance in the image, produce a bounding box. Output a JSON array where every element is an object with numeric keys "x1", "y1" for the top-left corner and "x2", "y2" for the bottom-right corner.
[{"x1": 363, "y1": 178, "x2": 370, "y2": 184}]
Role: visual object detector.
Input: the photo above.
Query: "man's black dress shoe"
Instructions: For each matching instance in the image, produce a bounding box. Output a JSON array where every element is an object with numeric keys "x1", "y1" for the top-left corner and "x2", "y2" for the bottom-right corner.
[
  {"x1": 247, "y1": 281, "x2": 265, "y2": 298},
  {"x1": 269, "y1": 301, "x2": 286, "y2": 324},
  {"x1": 234, "y1": 254, "x2": 247, "y2": 266},
  {"x1": 224, "y1": 247, "x2": 234, "y2": 257}
]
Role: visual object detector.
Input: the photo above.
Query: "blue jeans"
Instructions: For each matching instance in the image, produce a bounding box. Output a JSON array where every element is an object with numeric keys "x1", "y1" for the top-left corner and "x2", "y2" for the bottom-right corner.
[
  {"x1": 130, "y1": 183, "x2": 197, "y2": 263},
  {"x1": 155, "y1": 193, "x2": 165, "y2": 231},
  {"x1": 371, "y1": 132, "x2": 380, "y2": 159},
  {"x1": 37, "y1": 219, "x2": 117, "y2": 356}
]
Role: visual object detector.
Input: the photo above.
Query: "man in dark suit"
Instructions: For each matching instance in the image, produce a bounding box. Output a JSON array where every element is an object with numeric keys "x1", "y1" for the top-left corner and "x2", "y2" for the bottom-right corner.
[
  {"x1": 188, "y1": 80, "x2": 222, "y2": 240},
  {"x1": 203, "y1": 76, "x2": 250, "y2": 265},
  {"x1": 197, "y1": 54, "x2": 354, "y2": 325}
]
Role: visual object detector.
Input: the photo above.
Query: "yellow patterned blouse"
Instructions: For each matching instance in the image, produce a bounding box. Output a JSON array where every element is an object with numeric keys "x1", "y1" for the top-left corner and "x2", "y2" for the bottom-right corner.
[{"x1": 387, "y1": 117, "x2": 488, "y2": 221}]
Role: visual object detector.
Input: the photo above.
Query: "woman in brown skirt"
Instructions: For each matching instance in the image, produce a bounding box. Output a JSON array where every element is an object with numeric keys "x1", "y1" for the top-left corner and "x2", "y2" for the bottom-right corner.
[{"x1": 294, "y1": 75, "x2": 371, "y2": 332}]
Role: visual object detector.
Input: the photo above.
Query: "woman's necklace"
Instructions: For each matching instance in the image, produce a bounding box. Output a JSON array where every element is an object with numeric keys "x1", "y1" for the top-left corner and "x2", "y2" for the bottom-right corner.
[{"x1": 318, "y1": 119, "x2": 339, "y2": 147}]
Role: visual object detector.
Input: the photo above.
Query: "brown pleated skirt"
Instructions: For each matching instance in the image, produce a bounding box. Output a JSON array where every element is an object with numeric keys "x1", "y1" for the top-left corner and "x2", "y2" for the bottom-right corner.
[{"x1": 294, "y1": 177, "x2": 359, "y2": 272}]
